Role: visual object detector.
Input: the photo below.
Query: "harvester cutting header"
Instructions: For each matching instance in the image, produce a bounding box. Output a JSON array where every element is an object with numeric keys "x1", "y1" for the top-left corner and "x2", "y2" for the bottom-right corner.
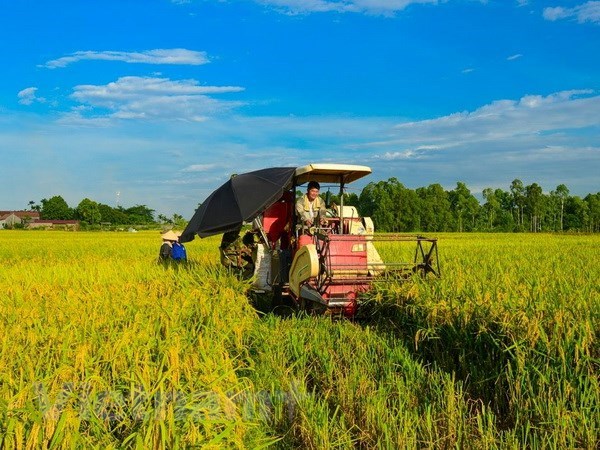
[{"x1": 181, "y1": 164, "x2": 439, "y2": 317}]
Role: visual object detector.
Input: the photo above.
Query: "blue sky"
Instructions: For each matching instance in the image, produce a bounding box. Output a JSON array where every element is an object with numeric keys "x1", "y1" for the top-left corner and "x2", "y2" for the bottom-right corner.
[{"x1": 1, "y1": 0, "x2": 598, "y2": 218}]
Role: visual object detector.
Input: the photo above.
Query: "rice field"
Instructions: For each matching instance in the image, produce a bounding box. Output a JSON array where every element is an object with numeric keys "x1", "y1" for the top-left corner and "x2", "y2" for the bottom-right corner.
[{"x1": 0, "y1": 230, "x2": 598, "y2": 448}]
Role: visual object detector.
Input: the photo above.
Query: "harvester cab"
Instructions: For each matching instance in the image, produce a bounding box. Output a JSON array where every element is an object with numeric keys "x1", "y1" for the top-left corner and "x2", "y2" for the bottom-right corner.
[{"x1": 252, "y1": 163, "x2": 440, "y2": 318}]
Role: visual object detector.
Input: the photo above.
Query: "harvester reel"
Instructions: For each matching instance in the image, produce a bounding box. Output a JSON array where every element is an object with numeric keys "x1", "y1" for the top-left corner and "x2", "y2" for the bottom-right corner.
[{"x1": 414, "y1": 238, "x2": 440, "y2": 278}]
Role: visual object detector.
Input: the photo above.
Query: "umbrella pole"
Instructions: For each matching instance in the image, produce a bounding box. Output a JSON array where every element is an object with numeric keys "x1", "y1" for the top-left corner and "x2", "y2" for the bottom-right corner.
[
  {"x1": 339, "y1": 176, "x2": 345, "y2": 235},
  {"x1": 253, "y1": 217, "x2": 270, "y2": 247}
]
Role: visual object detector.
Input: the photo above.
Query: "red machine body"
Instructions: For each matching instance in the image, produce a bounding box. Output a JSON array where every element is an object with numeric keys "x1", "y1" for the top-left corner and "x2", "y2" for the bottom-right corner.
[{"x1": 255, "y1": 164, "x2": 439, "y2": 317}]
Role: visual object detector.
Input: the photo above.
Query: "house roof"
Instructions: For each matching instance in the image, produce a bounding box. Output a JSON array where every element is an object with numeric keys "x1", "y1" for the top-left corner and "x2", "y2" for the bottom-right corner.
[{"x1": 0, "y1": 210, "x2": 40, "y2": 220}]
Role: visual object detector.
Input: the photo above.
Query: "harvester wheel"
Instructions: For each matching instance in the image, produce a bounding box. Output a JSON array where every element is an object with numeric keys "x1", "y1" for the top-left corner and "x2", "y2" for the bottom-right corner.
[
  {"x1": 413, "y1": 261, "x2": 436, "y2": 277},
  {"x1": 271, "y1": 285, "x2": 284, "y2": 307},
  {"x1": 306, "y1": 299, "x2": 327, "y2": 315},
  {"x1": 298, "y1": 297, "x2": 327, "y2": 315}
]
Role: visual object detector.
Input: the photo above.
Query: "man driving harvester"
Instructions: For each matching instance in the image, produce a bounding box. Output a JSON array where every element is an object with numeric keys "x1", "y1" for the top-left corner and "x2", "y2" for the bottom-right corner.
[{"x1": 295, "y1": 180, "x2": 328, "y2": 234}]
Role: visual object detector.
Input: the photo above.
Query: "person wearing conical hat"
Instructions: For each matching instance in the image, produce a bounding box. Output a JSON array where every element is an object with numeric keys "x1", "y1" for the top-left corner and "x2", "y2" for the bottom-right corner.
[{"x1": 158, "y1": 229, "x2": 180, "y2": 261}]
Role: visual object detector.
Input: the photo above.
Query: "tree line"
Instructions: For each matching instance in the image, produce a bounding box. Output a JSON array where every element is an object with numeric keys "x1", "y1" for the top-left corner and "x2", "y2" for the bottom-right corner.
[
  {"x1": 27, "y1": 196, "x2": 185, "y2": 228},
  {"x1": 348, "y1": 178, "x2": 599, "y2": 233},
  {"x1": 26, "y1": 178, "x2": 600, "y2": 233}
]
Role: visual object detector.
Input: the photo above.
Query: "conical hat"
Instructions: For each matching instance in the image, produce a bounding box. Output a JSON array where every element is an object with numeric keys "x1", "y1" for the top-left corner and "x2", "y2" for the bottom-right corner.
[{"x1": 161, "y1": 230, "x2": 179, "y2": 241}]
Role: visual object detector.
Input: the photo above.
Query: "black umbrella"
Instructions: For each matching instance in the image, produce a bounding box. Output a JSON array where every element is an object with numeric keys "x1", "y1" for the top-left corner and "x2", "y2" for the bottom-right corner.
[{"x1": 179, "y1": 167, "x2": 296, "y2": 242}]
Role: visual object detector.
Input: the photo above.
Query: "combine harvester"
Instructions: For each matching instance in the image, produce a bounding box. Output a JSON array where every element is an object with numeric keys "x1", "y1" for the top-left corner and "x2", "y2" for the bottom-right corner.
[{"x1": 181, "y1": 164, "x2": 439, "y2": 318}]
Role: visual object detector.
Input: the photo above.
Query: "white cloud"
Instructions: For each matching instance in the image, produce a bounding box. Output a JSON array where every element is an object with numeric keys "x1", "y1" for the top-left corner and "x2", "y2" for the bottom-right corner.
[
  {"x1": 55, "y1": 112, "x2": 112, "y2": 127},
  {"x1": 388, "y1": 90, "x2": 599, "y2": 144},
  {"x1": 67, "y1": 76, "x2": 245, "y2": 122},
  {"x1": 254, "y1": 0, "x2": 440, "y2": 15},
  {"x1": 543, "y1": 1, "x2": 600, "y2": 24},
  {"x1": 359, "y1": 90, "x2": 600, "y2": 171},
  {"x1": 17, "y1": 87, "x2": 45, "y2": 105},
  {"x1": 543, "y1": 6, "x2": 570, "y2": 21},
  {"x1": 182, "y1": 164, "x2": 217, "y2": 172},
  {"x1": 42, "y1": 49, "x2": 209, "y2": 69},
  {"x1": 507, "y1": 53, "x2": 523, "y2": 60},
  {"x1": 373, "y1": 144, "x2": 446, "y2": 160},
  {"x1": 376, "y1": 150, "x2": 417, "y2": 160}
]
